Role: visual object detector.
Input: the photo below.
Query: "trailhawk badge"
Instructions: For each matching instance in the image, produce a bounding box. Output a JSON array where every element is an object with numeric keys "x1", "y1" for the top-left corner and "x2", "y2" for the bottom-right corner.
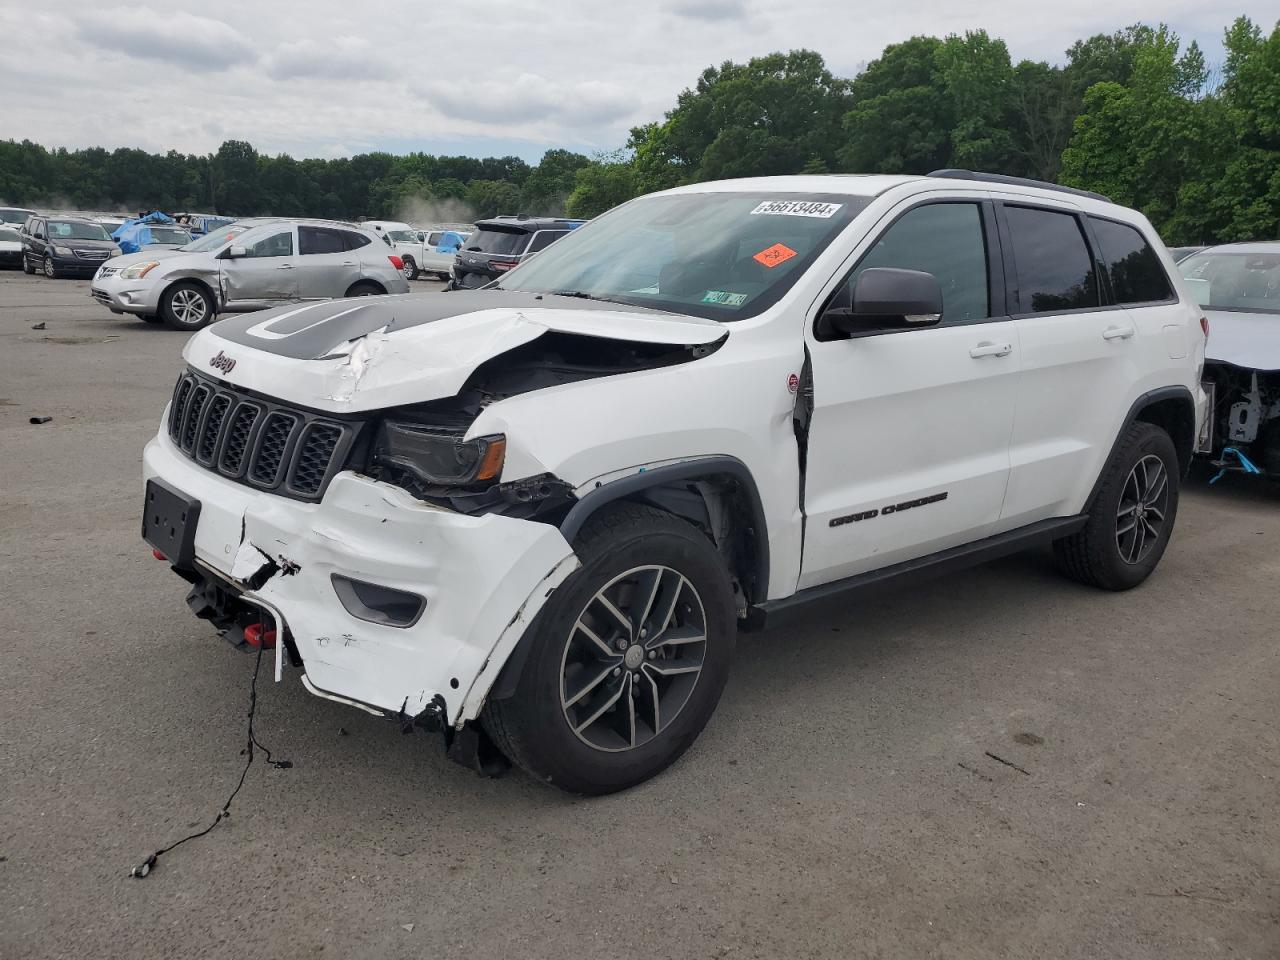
[{"x1": 209, "y1": 350, "x2": 236, "y2": 374}]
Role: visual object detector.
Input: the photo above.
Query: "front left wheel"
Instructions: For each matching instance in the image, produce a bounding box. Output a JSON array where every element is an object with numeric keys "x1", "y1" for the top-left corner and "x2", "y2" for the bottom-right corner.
[
  {"x1": 483, "y1": 504, "x2": 736, "y2": 794},
  {"x1": 161, "y1": 282, "x2": 214, "y2": 331}
]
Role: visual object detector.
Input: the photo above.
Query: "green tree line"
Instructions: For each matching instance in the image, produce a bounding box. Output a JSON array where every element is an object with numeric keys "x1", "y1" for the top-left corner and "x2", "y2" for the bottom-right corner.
[{"x1": 1, "y1": 16, "x2": 1275, "y2": 244}]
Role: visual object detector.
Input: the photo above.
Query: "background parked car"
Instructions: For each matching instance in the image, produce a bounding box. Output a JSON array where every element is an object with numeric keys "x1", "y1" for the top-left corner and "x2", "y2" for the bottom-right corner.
[
  {"x1": 396, "y1": 227, "x2": 471, "y2": 280},
  {"x1": 1180, "y1": 242, "x2": 1280, "y2": 477},
  {"x1": 1169, "y1": 245, "x2": 1207, "y2": 262},
  {"x1": 359, "y1": 220, "x2": 416, "y2": 246},
  {"x1": 94, "y1": 216, "x2": 127, "y2": 236},
  {"x1": 449, "y1": 216, "x2": 584, "y2": 289},
  {"x1": 91, "y1": 218, "x2": 409, "y2": 330},
  {"x1": 21, "y1": 216, "x2": 121, "y2": 278},
  {"x1": 0, "y1": 206, "x2": 36, "y2": 226},
  {"x1": 0, "y1": 225, "x2": 24, "y2": 268}
]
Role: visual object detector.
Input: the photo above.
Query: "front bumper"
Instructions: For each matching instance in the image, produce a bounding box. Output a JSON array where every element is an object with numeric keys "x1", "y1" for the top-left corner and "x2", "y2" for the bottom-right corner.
[
  {"x1": 144, "y1": 429, "x2": 578, "y2": 725},
  {"x1": 51, "y1": 254, "x2": 107, "y2": 277},
  {"x1": 91, "y1": 270, "x2": 162, "y2": 315}
]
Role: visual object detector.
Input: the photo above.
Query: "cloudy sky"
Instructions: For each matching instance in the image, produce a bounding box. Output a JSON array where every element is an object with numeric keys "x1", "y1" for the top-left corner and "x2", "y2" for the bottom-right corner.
[{"x1": 0, "y1": 1, "x2": 1273, "y2": 163}]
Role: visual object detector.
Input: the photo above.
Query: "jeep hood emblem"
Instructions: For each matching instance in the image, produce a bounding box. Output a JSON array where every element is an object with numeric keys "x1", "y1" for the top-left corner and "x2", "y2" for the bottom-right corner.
[{"x1": 209, "y1": 350, "x2": 236, "y2": 374}]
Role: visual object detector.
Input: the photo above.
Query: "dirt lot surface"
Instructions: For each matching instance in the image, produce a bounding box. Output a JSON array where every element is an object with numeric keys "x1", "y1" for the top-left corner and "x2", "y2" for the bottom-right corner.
[{"x1": 1, "y1": 271, "x2": 1277, "y2": 959}]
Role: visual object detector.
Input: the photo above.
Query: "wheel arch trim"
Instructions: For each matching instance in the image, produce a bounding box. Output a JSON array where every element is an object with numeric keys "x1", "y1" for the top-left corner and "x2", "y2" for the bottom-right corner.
[{"x1": 1086, "y1": 385, "x2": 1196, "y2": 511}]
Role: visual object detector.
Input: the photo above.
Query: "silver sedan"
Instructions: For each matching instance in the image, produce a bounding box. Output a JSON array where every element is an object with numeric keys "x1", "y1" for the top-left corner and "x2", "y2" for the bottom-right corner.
[{"x1": 91, "y1": 218, "x2": 411, "y2": 330}]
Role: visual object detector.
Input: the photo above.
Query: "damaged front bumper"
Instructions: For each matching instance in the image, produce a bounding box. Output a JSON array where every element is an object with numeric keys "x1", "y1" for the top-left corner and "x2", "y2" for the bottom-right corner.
[{"x1": 143, "y1": 429, "x2": 579, "y2": 728}]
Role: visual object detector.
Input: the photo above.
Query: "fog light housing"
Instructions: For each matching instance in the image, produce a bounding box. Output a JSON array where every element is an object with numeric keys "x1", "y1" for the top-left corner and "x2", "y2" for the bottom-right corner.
[{"x1": 331, "y1": 574, "x2": 426, "y2": 628}]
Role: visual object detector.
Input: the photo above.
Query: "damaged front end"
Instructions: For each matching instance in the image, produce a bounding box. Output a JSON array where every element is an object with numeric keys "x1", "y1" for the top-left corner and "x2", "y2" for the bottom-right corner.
[
  {"x1": 1200, "y1": 362, "x2": 1280, "y2": 480},
  {"x1": 146, "y1": 290, "x2": 729, "y2": 773}
]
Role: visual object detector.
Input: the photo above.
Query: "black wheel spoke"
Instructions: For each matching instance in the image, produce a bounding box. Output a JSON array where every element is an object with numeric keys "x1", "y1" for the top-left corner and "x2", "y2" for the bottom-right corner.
[
  {"x1": 1116, "y1": 453, "x2": 1168, "y2": 566},
  {"x1": 560, "y1": 564, "x2": 706, "y2": 753}
]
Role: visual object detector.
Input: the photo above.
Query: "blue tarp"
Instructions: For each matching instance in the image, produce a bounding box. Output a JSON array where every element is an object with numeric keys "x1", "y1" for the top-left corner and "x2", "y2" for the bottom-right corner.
[
  {"x1": 436, "y1": 230, "x2": 466, "y2": 253},
  {"x1": 112, "y1": 211, "x2": 177, "y2": 254}
]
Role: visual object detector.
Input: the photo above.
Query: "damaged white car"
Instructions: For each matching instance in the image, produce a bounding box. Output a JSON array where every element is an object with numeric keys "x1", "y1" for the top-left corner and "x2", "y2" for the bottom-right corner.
[
  {"x1": 144, "y1": 171, "x2": 1206, "y2": 793},
  {"x1": 1180, "y1": 243, "x2": 1280, "y2": 478}
]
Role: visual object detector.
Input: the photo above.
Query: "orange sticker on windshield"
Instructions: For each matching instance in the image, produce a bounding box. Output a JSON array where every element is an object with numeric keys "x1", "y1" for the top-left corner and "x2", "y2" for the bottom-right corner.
[{"x1": 753, "y1": 243, "x2": 798, "y2": 268}]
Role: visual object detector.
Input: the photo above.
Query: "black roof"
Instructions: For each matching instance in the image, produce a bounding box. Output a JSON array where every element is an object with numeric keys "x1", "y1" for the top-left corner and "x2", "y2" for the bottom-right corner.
[
  {"x1": 474, "y1": 215, "x2": 585, "y2": 232},
  {"x1": 928, "y1": 169, "x2": 1112, "y2": 203}
]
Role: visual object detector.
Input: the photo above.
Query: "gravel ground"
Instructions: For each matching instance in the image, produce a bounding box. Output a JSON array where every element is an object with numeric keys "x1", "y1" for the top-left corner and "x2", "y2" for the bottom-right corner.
[{"x1": 1, "y1": 270, "x2": 1277, "y2": 960}]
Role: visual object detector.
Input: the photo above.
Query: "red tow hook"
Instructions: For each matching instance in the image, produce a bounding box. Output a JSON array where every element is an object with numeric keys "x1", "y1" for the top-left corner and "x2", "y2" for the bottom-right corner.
[
  {"x1": 152, "y1": 548, "x2": 168, "y2": 561},
  {"x1": 243, "y1": 623, "x2": 277, "y2": 650}
]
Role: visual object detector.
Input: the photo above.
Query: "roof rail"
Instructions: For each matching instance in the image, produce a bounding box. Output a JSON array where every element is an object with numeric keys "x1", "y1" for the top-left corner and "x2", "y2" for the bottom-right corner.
[{"x1": 927, "y1": 169, "x2": 1112, "y2": 203}]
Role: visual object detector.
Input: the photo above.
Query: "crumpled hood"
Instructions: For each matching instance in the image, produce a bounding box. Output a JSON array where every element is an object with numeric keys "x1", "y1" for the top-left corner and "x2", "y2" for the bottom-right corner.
[
  {"x1": 1205, "y1": 308, "x2": 1280, "y2": 371},
  {"x1": 184, "y1": 290, "x2": 727, "y2": 413}
]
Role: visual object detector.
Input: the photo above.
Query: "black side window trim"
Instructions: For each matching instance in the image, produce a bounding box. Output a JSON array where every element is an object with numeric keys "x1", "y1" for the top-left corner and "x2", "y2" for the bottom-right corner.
[
  {"x1": 814, "y1": 197, "x2": 1008, "y2": 341},
  {"x1": 1084, "y1": 212, "x2": 1180, "y2": 309},
  {"x1": 995, "y1": 200, "x2": 1178, "y2": 316}
]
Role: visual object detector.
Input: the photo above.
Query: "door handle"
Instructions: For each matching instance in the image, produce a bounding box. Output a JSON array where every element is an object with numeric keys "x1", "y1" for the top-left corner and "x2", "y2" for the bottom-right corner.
[
  {"x1": 276, "y1": 263, "x2": 293, "y2": 270},
  {"x1": 969, "y1": 341, "x2": 1013, "y2": 358},
  {"x1": 341, "y1": 260, "x2": 356, "y2": 266},
  {"x1": 1103, "y1": 325, "x2": 1135, "y2": 340}
]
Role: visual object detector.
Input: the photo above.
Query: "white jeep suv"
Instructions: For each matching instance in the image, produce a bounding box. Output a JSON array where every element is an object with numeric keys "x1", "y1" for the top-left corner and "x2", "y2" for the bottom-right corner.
[{"x1": 142, "y1": 172, "x2": 1206, "y2": 793}]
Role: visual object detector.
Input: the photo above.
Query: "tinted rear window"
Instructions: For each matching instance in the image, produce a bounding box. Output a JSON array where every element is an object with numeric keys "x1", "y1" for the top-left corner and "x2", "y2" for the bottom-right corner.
[
  {"x1": 1090, "y1": 217, "x2": 1174, "y2": 304},
  {"x1": 465, "y1": 228, "x2": 530, "y2": 256},
  {"x1": 341, "y1": 230, "x2": 372, "y2": 250},
  {"x1": 299, "y1": 226, "x2": 347, "y2": 255},
  {"x1": 1005, "y1": 206, "x2": 1099, "y2": 313}
]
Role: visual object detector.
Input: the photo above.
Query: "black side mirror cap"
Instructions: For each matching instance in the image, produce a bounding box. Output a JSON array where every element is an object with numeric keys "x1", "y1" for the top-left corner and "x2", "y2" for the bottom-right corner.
[{"x1": 824, "y1": 267, "x2": 944, "y2": 336}]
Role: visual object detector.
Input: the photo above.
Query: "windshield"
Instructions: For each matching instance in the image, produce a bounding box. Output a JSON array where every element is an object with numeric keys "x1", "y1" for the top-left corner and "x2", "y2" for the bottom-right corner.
[
  {"x1": 386, "y1": 229, "x2": 417, "y2": 243},
  {"x1": 98, "y1": 221, "x2": 124, "y2": 232},
  {"x1": 179, "y1": 224, "x2": 250, "y2": 253},
  {"x1": 48, "y1": 220, "x2": 111, "y2": 241},
  {"x1": 464, "y1": 227, "x2": 532, "y2": 256},
  {"x1": 1180, "y1": 250, "x2": 1280, "y2": 314},
  {"x1": 0, "y1": 209, "x2": 32, "y2": 224},
  {"x1": 148, "y1": 227, "x2": 192, "y2": 244},
  {"x1": 495, "y1": 192, "x2": 869, "y2": 320}
]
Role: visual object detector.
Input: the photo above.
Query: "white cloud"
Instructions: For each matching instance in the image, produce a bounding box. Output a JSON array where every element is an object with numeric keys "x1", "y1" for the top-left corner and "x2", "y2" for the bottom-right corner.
[
  {"x1": 0, "y1": 0, "x2": 1273, "y2": 162},
  {"x1": 74, "y1": 8, "x2": 256, "y2": 70}
]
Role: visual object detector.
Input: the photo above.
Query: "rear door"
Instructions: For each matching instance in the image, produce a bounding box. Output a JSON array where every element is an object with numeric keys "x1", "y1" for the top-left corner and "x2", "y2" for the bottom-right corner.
[
  {"x1": 800, "y1": 195, "x2": 1020, "y2": 588},
  {"x1": 296, "y1": 226, "x2": 359, "y2": 299},
  {"x1": 220, "y1": 226, "x2": 299, "y2": 305},
  {"x1": 993, "y1": 198, "x2": 1141, "y2": 528}
]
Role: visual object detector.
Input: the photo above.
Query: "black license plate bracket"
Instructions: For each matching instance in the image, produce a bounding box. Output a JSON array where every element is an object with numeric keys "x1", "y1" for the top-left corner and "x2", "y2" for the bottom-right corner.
[{"x1": 142, "y1": 478, "x2": 201, "y2": 568}]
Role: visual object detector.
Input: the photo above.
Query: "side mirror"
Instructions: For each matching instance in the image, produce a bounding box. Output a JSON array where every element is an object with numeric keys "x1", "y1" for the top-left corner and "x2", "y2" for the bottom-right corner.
[
  {"x1": 226, "y1": 245, "x2": 247, "y2": 259},
  {"x1": 822, "y1": 267, "x2": 943, "y2": 336}
]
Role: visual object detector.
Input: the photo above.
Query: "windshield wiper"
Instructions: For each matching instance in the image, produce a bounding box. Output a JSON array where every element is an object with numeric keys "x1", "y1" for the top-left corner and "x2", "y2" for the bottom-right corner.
[{"x1": 546, "y1": 290, "x2": 633, "y2": 306}]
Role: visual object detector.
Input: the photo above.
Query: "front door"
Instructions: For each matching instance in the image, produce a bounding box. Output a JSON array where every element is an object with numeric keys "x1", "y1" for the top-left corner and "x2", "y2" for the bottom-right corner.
[
  {"x1": 220, "y1": 226, "x2": 299, "y2": 306},
  {"x1": 800, "y1": 198, "x2": 1019, "y2": 589}
]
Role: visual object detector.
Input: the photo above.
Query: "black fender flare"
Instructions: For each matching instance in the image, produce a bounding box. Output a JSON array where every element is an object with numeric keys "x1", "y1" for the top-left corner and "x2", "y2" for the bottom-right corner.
[
  {"x1": 1086, "y1": 385, "x2": 1196, "y2": 511},
  {"x1": 487, "y1": 456, "x2": 770, "y2": 703}
]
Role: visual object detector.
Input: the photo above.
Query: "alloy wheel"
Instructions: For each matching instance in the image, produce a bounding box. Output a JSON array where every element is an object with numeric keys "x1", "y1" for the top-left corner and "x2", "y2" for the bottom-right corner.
[
  {"x1": 171, "y1": 288, "x2": 208, "y2": 326},
  {"x1": 559, "y1": 565, "x2": 707, "y2": 753},
  {"x1": 1116, "y1": 454, "x2": 1168, "y2": 564},
  {"x1": 402, "y1": 261, "x2": 416, "y2": 281},
  {"x1": 43, "y1": 256, "x2": 55, "y2": 278}
]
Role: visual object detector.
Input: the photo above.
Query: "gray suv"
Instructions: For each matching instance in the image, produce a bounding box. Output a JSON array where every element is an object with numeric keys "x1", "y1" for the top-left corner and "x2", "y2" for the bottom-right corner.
[{"x1": 91, "y1": 218, "x2": 411, "y2": 330}]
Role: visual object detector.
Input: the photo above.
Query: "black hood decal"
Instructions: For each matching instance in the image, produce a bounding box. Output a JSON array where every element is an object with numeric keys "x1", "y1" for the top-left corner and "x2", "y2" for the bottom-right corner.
[{"x1": 210, "y1": 290, "x2": 708, "y2": 361}]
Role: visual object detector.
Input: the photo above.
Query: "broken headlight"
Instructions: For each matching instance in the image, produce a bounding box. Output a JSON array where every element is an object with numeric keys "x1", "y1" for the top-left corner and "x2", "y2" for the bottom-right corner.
[{"x1": 372, "y1": 421, "x2": 506, "y2": 486}]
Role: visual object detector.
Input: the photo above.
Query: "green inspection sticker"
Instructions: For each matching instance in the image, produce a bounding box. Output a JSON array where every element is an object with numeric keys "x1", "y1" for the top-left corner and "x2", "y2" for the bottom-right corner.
[{"x1": 701, "y1": 290, "x2": 749, "y2": 307}]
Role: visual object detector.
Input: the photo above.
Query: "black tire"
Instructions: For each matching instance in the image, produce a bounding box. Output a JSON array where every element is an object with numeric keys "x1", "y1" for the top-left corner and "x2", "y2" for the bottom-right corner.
[
  {"x1": 22, "y1": 255, "x2": 35, "y2": 275},
  {"x1": 43, "y1": 255, "x2": 58, "y2": 279},
  {"x1": 483, "y1": 503, "x2": 736, "y2": 794},
  {"x1": 402, "y1": 258, "x2": 418, "y2": 281},
  {"x1": 345, "y1": 281, "x2": 382, "y2": 297},
  {"x1": 161, "y1": 281, "x2": 214, "y2": 331},
  {"x1": 1054, "y1": 421, "x2": 1179, "y2": 590}
]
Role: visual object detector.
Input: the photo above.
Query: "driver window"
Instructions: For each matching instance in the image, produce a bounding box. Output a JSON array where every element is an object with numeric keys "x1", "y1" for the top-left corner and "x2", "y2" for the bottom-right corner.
[
  {"x1": 242, "y1": 230, "x2": 294, "y2": 258},
  {"x1": 833, "y1": 203, "x2": 990, "y2": 324}
]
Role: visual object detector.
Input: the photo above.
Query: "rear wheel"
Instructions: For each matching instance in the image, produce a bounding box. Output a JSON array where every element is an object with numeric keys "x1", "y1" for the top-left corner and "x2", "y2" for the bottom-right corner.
[
  {"x1": 161, "y1": 282, "x2": 213, "y2": 331},
  {"x1": 345, "y1": 281, "x2": 382, "y2": 298},
  {"x1": 22, "y1": 255, "x2": 34, "y2": 275},
  {"x1": 1054, "y1": 421, "x2": 1179, "y2": 590},
  {"x1": 483, "y1": 504, "x2": 736, "y2": 794},
  {"x1": 401, "y1": 258, "x2": 418, "y2": 281}
]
